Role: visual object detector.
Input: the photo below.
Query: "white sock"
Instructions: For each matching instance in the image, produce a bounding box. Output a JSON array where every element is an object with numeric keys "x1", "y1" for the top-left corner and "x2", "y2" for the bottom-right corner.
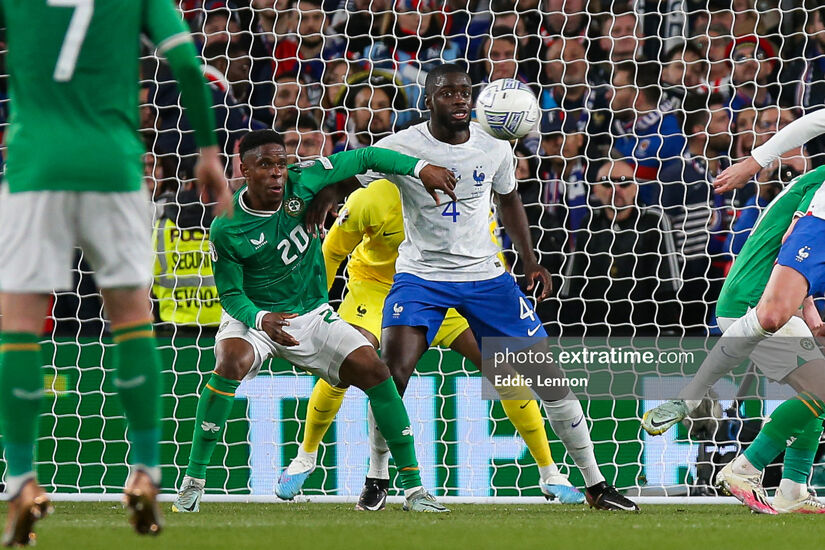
[
  {"x1": 404, "y1": 486, "x2": 423, "y2": 498},
  {"x1": 538, "y1": 463, "x2": 561, "y2": 482},
  {"x1": 731, "y1": 454, "x2": 760, "y2": 476},
  {"x1": 679, "y1": 309, "x2": 772, "y2": 401},
  {"x1": 5, "y1": 472, "x2": 35, "y2": 499},
  {"x1": 779, "y1": 478, "x2": 807, "y2": 500},
  {"x1": 366, "y1": 406, "x2": 390, "y2": 480},
  {"x1": 542, "y1": 397, "x2": 605, "y2": 487},
  {"x1": 287, "y1": 447, "x2": 317, "y2": 474},
  {"x1": 131, "y1": 464, "x2": 161, "y2": 486}
]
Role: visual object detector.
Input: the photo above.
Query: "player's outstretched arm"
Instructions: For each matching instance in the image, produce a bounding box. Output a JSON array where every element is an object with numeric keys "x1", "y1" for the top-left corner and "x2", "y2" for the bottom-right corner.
[
  {"x1": 496, "y1": 190, "x2": 551, "y2": 300},
  {"x1": 715, "y1": 109, "x2": 825, "y2": 193},
  {"x1": 144, "y1": 0, "x2": 230, "y2": 215}
]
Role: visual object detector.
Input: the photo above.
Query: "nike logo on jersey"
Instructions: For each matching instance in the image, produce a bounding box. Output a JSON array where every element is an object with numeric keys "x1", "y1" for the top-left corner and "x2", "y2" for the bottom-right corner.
[
  {"x1": 519, "y1": 401, "x2": 531, "y2": 409},
  {"x1": 250, "y1": 232, "x2": 267, "y2": 249},
  {"x1": 571, "y1": 415, "x2": 583, "y2": 428},
  {"x1": 527, "y1": 325, "x2": 542, "y2": 336},
  {"x1": 382, "y1": 231, "x2": 402, "y2": 237},
  {"x1": 647, "y1": 418, "x2": 672, "y2": 428}
]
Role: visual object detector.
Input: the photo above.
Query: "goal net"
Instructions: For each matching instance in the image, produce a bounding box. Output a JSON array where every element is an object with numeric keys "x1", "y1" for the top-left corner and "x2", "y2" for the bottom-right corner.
[{"x1": 3, "y1": 0, "x2": 823, "y2": 500}]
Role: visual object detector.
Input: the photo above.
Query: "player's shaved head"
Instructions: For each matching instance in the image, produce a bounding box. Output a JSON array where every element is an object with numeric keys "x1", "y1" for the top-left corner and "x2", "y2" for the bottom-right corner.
[
  {"x1": 424, "y1": 64, "x2": 470, "y2": 96},
  {"x1": 239, "y1": 130, "x2": 286, "y2": 162}
]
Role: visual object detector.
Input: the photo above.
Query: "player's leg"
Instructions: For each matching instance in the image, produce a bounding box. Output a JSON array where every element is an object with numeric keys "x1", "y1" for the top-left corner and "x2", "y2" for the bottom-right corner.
[
  {"x1": 78, "y1": 190, "x2": 165, "y2": 534},
  {"x1": 0, "y1": 293, "x2": 53, "y2": 547},
  {"x1": 459, "y1": 273, "x2": 638, "y2": 510},
  {"x1": 646, "y1": 267, "x2": 811, "y2": 436},
  {"x1": 439, "y1": 313, "x2": 583, "y2": 503},
  {"x1": 0, "y1": 190, "x2": 75, "y2": 545},
  {"x1": 720, "y1": 358, "x2": 825, "y2": 514},
  {"x1": 99, "y1": 288, "x2": 164, "y2": 533},
  {"x1": 338, "y1": 344, "x2": 447, "y2": 512},
  {"x1": 174, "y1": 336, "x2": 258, "y2": 512},
  {"x1": 278, "y1": 280, "x2": 384, "y2": 501}
]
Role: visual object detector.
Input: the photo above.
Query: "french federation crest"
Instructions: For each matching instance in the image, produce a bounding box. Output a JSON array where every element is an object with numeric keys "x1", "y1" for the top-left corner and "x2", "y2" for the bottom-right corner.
[{"x1": 285, "y1": 196, "x2": 305, "y2": 217}]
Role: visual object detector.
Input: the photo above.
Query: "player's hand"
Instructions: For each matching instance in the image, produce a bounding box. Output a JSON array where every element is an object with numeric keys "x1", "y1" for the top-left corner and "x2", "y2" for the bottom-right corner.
[
  {"x1": 196, "y1": 145, "x2": 234, "y2": 217},
  {"x1": 305, "y1": 185, "x2": 339, "y2": 238},
  {"x1": 260, "y1": 312, "x2": 300, "y2": 346},
  {"x1": 713, "y1": 156, "x2": 761, "y2": 194},
  {"x1": 419, "y1": 164, "x2": 457, "y2": 205},
  {"x1": 523, "y1": 261, "x2": 552, "y2": 301}
]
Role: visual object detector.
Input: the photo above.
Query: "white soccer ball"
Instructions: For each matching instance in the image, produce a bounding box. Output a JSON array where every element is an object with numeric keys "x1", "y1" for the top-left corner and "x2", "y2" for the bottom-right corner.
[{"x1": 475, "y1": 78, "x2": 540, "y2": 140}]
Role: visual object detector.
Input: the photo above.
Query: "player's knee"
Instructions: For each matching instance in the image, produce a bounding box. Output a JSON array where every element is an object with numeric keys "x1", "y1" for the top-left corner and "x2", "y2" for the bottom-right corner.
[
  {"x1": 755, "y1": 306, "x2": 791, "y2": 333},
  {"x1": 214, "y1": 342, "x2": 255, "y2": 381}
]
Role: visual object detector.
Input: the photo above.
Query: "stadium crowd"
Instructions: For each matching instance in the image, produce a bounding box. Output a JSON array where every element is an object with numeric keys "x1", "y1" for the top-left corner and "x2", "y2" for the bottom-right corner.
[{"x1": 21, "y1": 0, "x2": 824, "y2": 337}]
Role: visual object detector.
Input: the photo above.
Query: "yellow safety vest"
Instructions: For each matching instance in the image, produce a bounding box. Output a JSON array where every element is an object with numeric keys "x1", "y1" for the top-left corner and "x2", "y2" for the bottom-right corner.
[{"x1": 152, "y1": 218, "x2": 222, "y2": 326}]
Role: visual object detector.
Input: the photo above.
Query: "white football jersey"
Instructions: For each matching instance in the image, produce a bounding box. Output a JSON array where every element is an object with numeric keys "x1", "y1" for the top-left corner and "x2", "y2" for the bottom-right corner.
[
  {"x1": 806, "y1": 186, "x2": 825, "y2": 219},
  {"x1": 358, "y1": 121, "x2": 516, "y2": 281}
]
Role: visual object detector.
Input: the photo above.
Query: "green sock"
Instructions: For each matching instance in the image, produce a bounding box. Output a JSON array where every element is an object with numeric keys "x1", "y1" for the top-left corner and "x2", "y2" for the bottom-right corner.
[
  {"x1": 186, "y1": 373, "x2": 240, "y2": 479},
  {"x1": 0, "y1": 333, "x2": 43, "y2": 477},
  {"x1": 365, "y1": 378, "x2": 422, "y2": 489},
  {"x1": 112, "y1": 322, "x2": 161, "y2": 469},
  {"x1": 745, "y1": 394, "x2": 825, "y2": 470},
  {"x1": 783, "y1": 414, "x2": 825, "y2": 484}
]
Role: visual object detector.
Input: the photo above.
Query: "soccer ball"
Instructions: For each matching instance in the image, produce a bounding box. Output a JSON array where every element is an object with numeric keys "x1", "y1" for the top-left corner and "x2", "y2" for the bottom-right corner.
[{"x1": 475, "y1": 79, "x2": 540, "y2": 140}]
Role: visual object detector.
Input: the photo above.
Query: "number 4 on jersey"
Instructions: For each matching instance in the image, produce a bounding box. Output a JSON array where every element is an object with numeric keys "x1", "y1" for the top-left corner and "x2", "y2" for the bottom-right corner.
[
  {"x1": 441, "y1": 201, "x2": 460, "y2": 222},
  {"x1": 49, "y1": 0, "x2": 94, "y2": 82}
]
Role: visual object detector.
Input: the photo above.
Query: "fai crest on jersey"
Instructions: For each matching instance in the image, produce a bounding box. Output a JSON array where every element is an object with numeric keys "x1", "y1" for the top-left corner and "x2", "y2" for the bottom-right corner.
[
  {"x1": 285, "y1": 196, "x2": 305, "y2": 217},
  {"x1": 801, "y1": 338, "x2": 816, "y2": 351}
]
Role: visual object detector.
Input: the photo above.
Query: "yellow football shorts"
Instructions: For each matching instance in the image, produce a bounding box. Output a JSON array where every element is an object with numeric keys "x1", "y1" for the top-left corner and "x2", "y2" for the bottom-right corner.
[{"x1": 338, "y1": 278, "x2": 469, "y2": 346}]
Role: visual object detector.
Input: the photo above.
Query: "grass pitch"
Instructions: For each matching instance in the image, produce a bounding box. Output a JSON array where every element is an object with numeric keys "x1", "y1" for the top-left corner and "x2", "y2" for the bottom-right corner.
[{"x1": 3, "y1": 502, "x2": 824, "y2": 550}]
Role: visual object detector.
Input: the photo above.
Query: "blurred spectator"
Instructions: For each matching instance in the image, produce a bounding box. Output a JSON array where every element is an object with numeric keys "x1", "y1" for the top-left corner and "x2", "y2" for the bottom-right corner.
[
  {"x1": 272, "y1": 72, "x2": 321, "y2": 126},
  {"x1": 199, "y1": 5, "x2": 243, "y2": 50},
  {"x1": 754, "y1": 106, "x2": 810, "y2": 174},
  {"x1": 558, "y1": 160, "x2": 681, "y2": 336},
  {"x1": 731, "y1": 105, "x2": 757, "y2": 160},
  {"x1": 659, "y1": 93, "x2": 732, "y2": 332},
  {"x1": 590, "y1": 6, "x2": 644, "y2": 84},
  {"x1": 278, "y1": 113, "x2": 333, "y2": 162},
  {"x1": 202, "y1": 40, "x2": 271, "y2": 124},
  {"x1": 727, "y1": 36, "x2": 777, "y2": 114},
  {"x1": 537, "y1": 110, "x2": 588, "y2": 233},
  {"x1": 361, "y1": 0, "x2": 460, "y2": 110},
  {"x1": 328, "y1": 0, "x2": 392, "y2": 57},
  {"x1": 780, "y1": 3, "x2": 825, "y2": 158},
  {"x1": 608, "y1": 62, "x2": 686, "y2": 187},
  {"x1": 539, "y1": 37, "x2": 589, "y2": 117},
  {"x1": 273, "y1": 0, "x2": 337, "y2": 81},
  {"x1": 725, "y1": 164, "x2": 793, "y2": 256},
  {"x1": 472, "y1": 26, "x2": 529, "y2": 87},
  {"x1": 698, "y1": 23, "x2": 733, "y2": 97},
  {"x1": 329, "y1": 71, "x2": 410, "y2": 151},
  {"x1": 252, "y1": 0, "x2": 296, "y2": 41},
  {"x1": 660, "y1": 42, "x2": 706, "y2": 111}
]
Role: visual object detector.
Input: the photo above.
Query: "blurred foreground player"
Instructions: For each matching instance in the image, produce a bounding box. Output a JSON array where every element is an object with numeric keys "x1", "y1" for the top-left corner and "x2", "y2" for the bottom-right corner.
[{"x1": 0, "y1": 0, "x2": 231, "y2": 544}]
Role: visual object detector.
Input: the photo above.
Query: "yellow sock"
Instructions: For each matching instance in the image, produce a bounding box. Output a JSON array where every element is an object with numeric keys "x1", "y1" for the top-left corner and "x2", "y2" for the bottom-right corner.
[
  {"x1": 501, "y1": 399, "x2": 554, "y2": 468},
  {"x1": 302, "y1": 378, "x2": 347, "y2": 453}
]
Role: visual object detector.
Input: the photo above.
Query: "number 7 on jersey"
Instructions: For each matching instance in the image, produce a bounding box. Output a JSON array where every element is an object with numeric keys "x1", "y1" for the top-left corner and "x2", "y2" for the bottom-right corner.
[{"x1": 48, "y1": 0, "x2": 94, "y2": 82}]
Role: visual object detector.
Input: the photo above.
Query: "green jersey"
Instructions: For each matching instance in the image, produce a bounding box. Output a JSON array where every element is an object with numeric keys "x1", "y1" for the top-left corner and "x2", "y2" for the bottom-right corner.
[
  {"x1": 716, "y1": 165, "x2": 825, "y2": 318},
  {"x1": 210, "y1": 147, "x2": 426, "y2": 328},
  {"x1": 1, "y1": 0, "x2": 200, "y2": 193}
]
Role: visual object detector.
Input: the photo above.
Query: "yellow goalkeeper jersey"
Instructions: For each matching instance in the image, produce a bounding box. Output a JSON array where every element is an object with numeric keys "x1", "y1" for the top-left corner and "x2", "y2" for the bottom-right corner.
[{"x1": 323, "y1": 179, "x2": 505, "y2": 289}]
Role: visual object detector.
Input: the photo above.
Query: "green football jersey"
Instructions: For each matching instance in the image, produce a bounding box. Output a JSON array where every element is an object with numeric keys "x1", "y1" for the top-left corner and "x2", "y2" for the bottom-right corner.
[
  {"x1": 210, "y1": 147, "x2": 425, "y2": 328},
  {"x1": 716, "y1": 165, "x2": 825, "y2": 318},
  {"x1": 1, "y1": 0, "x2": 191, "y2": 193}
]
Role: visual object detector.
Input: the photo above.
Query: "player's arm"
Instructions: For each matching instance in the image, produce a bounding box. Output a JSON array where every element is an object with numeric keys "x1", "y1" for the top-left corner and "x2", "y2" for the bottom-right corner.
[
  {"x1": 715, "y1": 109, "x2": 825, "y2": 193},
  {"x1": 143, "y1": 0, "x2": 231, "y2": 215},
  {"x1": 210, "y1": 228, "x2": 264, "y2": 329},
  {"x1": 492, "y1": 146, "x2": 551, "y2": 300},
  {"x1": 321, "y1": 189, "x2": 373, "y2": 289},
  {"x1": 302, "y1": 148, "x2": 456, "y2": 230}
]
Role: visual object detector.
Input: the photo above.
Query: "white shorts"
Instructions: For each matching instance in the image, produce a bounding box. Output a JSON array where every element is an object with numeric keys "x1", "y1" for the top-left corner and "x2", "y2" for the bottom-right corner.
[
  {"x1": 0, "y1": 188, "x2": 153, "y2": 292},
  {"x1": 718, "y1": 314, "x2": 825, "y2": 382},
  {"x1": 214, "y1": 303, "x2": 371, "y2": 386}
]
